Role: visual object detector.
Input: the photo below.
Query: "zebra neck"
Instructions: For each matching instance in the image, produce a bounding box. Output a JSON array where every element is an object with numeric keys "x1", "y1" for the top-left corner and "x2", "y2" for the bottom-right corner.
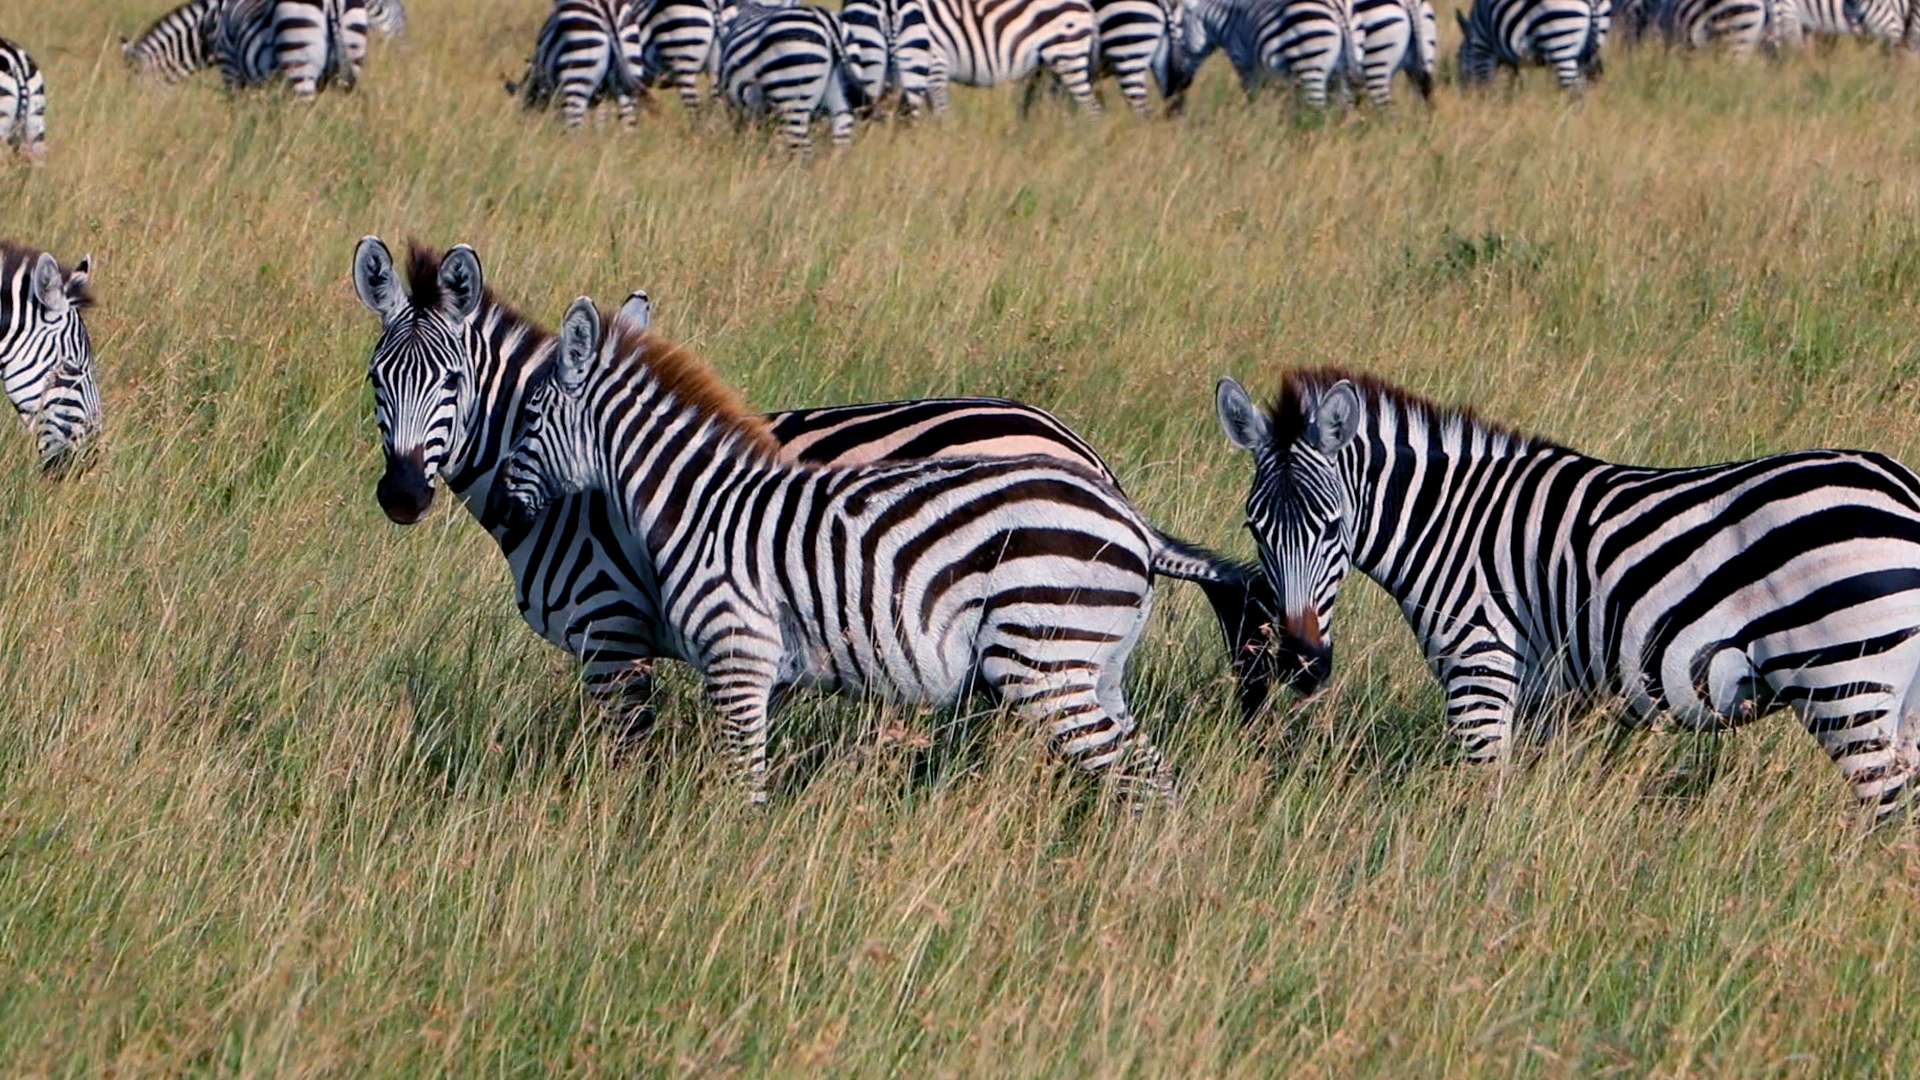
[
  {"x1": 597, "y1": 391, "x2": 775, "y2": 561},
  {"x1": 445, "y1": 303, "x2": 557, "y2": 513}
]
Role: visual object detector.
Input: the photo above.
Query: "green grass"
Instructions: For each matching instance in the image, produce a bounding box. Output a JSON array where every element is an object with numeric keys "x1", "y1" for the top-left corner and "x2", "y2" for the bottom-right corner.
[{"x1": 3, "y1": 2, "x2": 1920, "y2": 1075}]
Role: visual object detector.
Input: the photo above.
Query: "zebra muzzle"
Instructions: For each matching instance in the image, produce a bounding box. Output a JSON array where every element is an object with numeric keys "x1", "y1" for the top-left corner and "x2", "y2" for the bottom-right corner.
[{"x1": 377, "y1": 449, "x2": 435, "y2": 524}]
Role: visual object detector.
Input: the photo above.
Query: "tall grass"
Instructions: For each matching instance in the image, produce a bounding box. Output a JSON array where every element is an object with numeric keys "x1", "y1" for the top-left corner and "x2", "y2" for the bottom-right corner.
[{"x1": 2, "y1": 1, "x2": 1919, "y2": 1075}]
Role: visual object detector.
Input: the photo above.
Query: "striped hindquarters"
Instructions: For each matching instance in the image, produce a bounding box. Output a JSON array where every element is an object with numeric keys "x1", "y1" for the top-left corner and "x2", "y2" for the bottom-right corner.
[
  {"x1": 1456, "y1": 0, "x2": 1596, "y2": 87},
  {"x1": 0, "y1": 39, "x2": 45, "y2": 161},
  {"x1": 625, "y1": 0, "x2": 718, "y2": 108},
  {"x1": 124, "y1": 0, "x2": 221, "y2": 81},
  {"x1": 1641, "y1": 0, "x2": 1771, "y2": 50},
  {"x1": 920, "y1": 0, "x2": 1099, "y2": 112},
  {"x1": 839, "y1": 0, "x2": 934, "y2": 114},
  {"x1": 719, "y1": 1, "x2": 862, "y2": 153},
  {"x1": 520, "y1": 0, "x2": 641, "y2": 127},
  {"x1": 217, "y1": 0, "x2": 370, "y2": 94}
]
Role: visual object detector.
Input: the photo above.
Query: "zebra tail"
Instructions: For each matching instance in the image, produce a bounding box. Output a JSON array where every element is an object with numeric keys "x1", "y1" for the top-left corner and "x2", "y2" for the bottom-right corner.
[
  {"x1": 827, "y1": 22, "x2": 873, "y2": 116},
  {"x1": 327, "y1": 0, "x2": 353, "y2": 90},
  {"x1": 1404, "y1": 0, "x2": 1435, "y2": 99},
  {"x1": 1150, "y1": 534, "x2": 1279, "y2": 721}
]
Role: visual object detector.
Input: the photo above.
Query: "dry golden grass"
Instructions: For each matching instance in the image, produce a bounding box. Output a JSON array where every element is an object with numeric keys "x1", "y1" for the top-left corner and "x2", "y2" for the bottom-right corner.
[{"x1": 3, "y1": 0, "x2": 1920, "y2": 1075}]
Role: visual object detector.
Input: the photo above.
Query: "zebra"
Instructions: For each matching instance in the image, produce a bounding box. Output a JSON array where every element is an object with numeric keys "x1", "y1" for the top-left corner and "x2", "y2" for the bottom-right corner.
[
  {"x1": 0, "y1": 38, "x2": 46, "y2": 163},
  {"x1": 351, "y1": 238, "x2": 1277, "y2": 747},
  {"x1": 124, "y1": 0, "x2": 222, "y2": 82},
  {"x1": 1626, "y1": 0, "x2": 1783, "y2": 53},
  {"x1": 920, "y1": 0, "x2": 1102, "y2": 116},
  {"x1": 1, "y1": 241, "x2": 99, "y2": 475},
  {"x1": 1217, "y1": 369, "x2": 1920, "y2": 818},
  {"x1": 1178, "y1": 0, "x2": 1359, "y2": 109},
  {"x1": 1774, "y1": 0, "x2": 1905, "y2": 46},
  {"x1": 216, "y1": 0, "x2": 371, "y2": 97},
  {"x1": 718, "y1": 0, "x2": 866, "y2": 154},
  {"x1": 1082, "y1": 0, "x2": 1203, "y2": 117},
  {"x1": 485, "y1": 298, "x2": 1239, "y2": 806},
  {"x1": 839, "y1": 0, "x2": 934, "y2": 116},
  {"x1": 1455, "y1": 0, "x2": 1605, "y2": 89},
  {"x1": 367, "y1": 0, "x2": 407, "y2": 37},
  {"x1": 1349, "y1": 0, "x2": 1436, "y2": 105},
  {"x1": 513, "y1": 0, "x2": 646, "y2": 129},
  {"x1": 625, "y1": 0, "x2": 717, "y2": 110}
]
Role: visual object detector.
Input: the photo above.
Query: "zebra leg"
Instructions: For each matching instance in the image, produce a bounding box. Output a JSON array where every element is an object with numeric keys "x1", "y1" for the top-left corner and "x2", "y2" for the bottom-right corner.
[
  {"x1": 1038, "y1": 38, "x2": 1100, "y2": 114},
  {"x1": 1801, "y1": 695, "x2": 1908, "y2": 817},
  {"x1": 584, "y1": 659, "x2": 659, "y2": 754},
  {"x1": 704, "y1": 661, "x2": 782, "y2": 805},
  {"x1": 1440, "y1": 650, "x2": 1522, "y2": 763},
  {"x1": 1119, "y1": 70, "x2": 1151, "y2": 118},
  {"x1": 926, "y1": 55, "x2": 951, "y2": 114},
  {"x1": 676, "y1": 68, "x2": 702, "y2": 109}
]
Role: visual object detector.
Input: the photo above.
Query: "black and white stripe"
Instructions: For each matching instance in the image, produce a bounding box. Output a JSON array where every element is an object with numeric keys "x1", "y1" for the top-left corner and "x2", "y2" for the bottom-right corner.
[
  {"x1": 718, "y1": 0, "x2": 865, "y2": 154},
  {"x1": 0, "y1": 38, "x2": 46, "y2": 162},
  {"x1": 921, "y1": 0, "x2": 1102, "y2": 115},
  {"x1": 514, "y1": 0, "x2": 646, "y2": 128},
  {"x1": 124, "y1": 0, "x2": 222, "y2": 82},
  {"x1": 217, "y1": 0, "x2": 371, "y2": 97},
  {"x1": 1, "y1": 241, "x2": 99, "y2": 474},
  {"x1": 1219, "y1": 370, "x2": 1920, "y2": 817},
  {"x1": 626, "y1": 0, "x2": 718, "y2": 109},
  {"x1": 1626, "y1": 0, "x2": 1782, "y2": 52},
  {"x1": 486, "y1": 298, "x2": 1243, "y2": 804},
  {"x1": 1455, "y1": 0, "x2": 1606, "y2": 89},
  {"x1": 840, "y1": 0, "x2": 935, "y2": 115},
  {"x1": 352, "y1": 239, "x2": 1277, "y2": 747},
  {"x1": 1350, "y1": 0, "x2": 1435, "y2": 104},
  {"x1": 1179, "y1": 0, "x2": 1358, "y2": 108},
  {"x1": 1776, "y1": 0, "x2": 1905, "y2": 45},
  {"x1": 367, "y1": 0, "x2": 407, "y2": 37}
]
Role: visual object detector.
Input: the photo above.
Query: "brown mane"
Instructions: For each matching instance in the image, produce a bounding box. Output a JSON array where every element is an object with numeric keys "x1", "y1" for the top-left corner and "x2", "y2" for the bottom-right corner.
[
  {"x1": 403, "y1": 241, "x2": 546, "y2": 352},
  {"x1": 1269, "y1": 366, "x2": 1564, "y2": 453},
  {"x1": 0, "y1": 238, "x2": 93, "y2": 309},
  {"x1": 600, "y1": 315, "x2": 779, "y2": 457}
]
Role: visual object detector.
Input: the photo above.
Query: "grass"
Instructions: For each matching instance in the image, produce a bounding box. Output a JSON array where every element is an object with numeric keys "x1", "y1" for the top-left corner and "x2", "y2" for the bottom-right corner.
[{"x1": 2, "y1": 1, "x2": 1920, "y2": 1075}]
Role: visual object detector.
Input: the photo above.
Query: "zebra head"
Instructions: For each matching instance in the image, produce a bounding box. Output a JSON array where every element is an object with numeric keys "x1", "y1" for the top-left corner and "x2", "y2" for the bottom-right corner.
[
  {"x1": 353, "y1": 236, "x2": 486, "y2": 524},
  {"x1": 2, "y1": 247, "x2": 100, "y2": 476},
  {"x1": 1157, "y1": 1, "x2": 1212, "y2": 110},
  {"x1": 1216, "y1": 376, "x2": 1362, "y2": 696},
  {"x1": 487, "y1": 297, "x2": 605, "y2": 530}
]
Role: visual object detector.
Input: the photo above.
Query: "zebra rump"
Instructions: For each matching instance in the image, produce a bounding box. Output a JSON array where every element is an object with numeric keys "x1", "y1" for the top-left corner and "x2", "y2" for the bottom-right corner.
[
  {"x1": 719, "y1": 0, "x2": 867, "y2": 154},
  {"x1": 0, "y1": 38, "x2": 46, "y2": 162},
  {"x1": 512, "y1": 0, "x2": 646, "y2": 128},
  {"x1": 217, "y1": 0, "x2": 371, "y2": 96}
]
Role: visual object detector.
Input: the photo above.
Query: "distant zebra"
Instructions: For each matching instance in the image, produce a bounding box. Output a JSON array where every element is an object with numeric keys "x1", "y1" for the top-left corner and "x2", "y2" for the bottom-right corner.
[
  {"x1": 351, "y1": 238, "x2": 1277, "y2": 747},
  {"x1": 1776, "y1": 0, "x2": 1904, "y2": 45},
  {"x1": 367, "y1": 0, "x2": 407, "y2": 37},
  {"x1": 840, "y1": 0, "x2": 934, "y2": 115},
  {"x1": 718, "y1": 0, "x2": 865, "y2": 154},
  {"x1": 1627, "y1": 0, "x2": 1783, "y2": 52},
  {"x1": 1350, "y1": 0, "x2": 1436, "y2": 104},
  {"x1": 1, "y1": 242, "x2": 99, "y2": 474},
  {"x1": 488, "y1": 298, "x2": 1246, "y2": 805},
  {"x1": 1218, "y1": 370, "x2": 1920, "y2": 818},
  {"x1": 0, "y1": 39, "x2": 46, "y2": 163},
  {"x1": 124, "y1": 0, "x2": 221, "y2": 82},
  {"x1": 626, "y1": 0, "x2": 717, "y2": 109},
  {"x1": 921, "y1": 0, "x2": 1102, "y2": 115},
  {"x1": 514, "y1": 0, "x2": 645, "y2": 128},
  {"x1": 1455, "y1": 0, "x2": 1604, "y2": 89},
  {"x1": 217, "y1": 0, "x2": 371, "y2": 96},
  {"x1": 1179, "y1": 0, "x2": 1358, "y2": 108}
]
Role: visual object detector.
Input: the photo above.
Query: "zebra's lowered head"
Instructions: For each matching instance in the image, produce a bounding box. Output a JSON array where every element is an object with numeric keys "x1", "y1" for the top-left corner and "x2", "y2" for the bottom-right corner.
[
  {"x1": 2, "y1": 244, "x2": 100, "y2": 476},
  {"x1": 353, "y1": 236, "x2": 487, "y2": 524},
  {"x1": 1216, "y1": 375, "x2": 1359, "y2": 695},
  {"x1": 488, "y1": 297, "x2": 606, "y2": 530}
]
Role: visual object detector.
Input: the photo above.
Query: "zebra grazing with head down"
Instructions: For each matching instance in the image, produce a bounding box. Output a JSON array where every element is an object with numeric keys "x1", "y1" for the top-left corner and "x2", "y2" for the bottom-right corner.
[
  {"x1": 920, "y1": 0, "x2": 1102, "y2": 115},
  {"x1": 515, "y1": 0, "x2": 646, "y2": 128},
  {"x1": 0, "y1": 39, "x2": 46, "y2": 163},
  {"x1": 1623, "y1": 0, "x2": 1785, "y2": 53},
  {"x1": 1455, "y1": 0, "x2": 1607, "y2": 89},
  {"x1": 1218, "y1": 370, "x2": 1920, "y2": 818},
  {"x1": 1350, "y1": 0, "x2": 1436, "y2": 105},
  {"x1": 217, "y1": 0, "x2": 371, "y2": 96},
  {"x1": 839, "y1": 0, "x2": 934, "y2": 116},
  {"x1": 2, "y1": 242, "x2": 99, "y2": 474},
  {"x1": 124, "y1": 0, "x2": 222, "y2": 81},
  {"x1": 352, "y1": 238, "x2": 1278, "y2": 749},
  {"x1": 625, "y1": 0, "x2": 717, "y2": 110},
  {"x1": 1178, "y1": 0, "x2": 1358, "y2": 109},
  {"x1": 1775, "y1": 0, "x2": 1905, "y2": 46},
  {"x1": 1085, "y1": 0, "x2": 1203, "y2": 117},
  {"x1": 487, "y1": 297, "x2": 1233, "y2": 806},
  {"x1": 718, "y1": 0, "x2": 866, "y2": 154}
]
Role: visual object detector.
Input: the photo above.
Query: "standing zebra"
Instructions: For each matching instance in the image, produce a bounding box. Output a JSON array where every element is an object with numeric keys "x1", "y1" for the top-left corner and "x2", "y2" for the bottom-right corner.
[
  {"x1": 1350, "y1": 0, "x2": 1436, "y2": 104},
  {"x1": 920, "y1": 0, "x2": 1102, "y2": 115},
  {"x1": 514, "y1": 0, "x2": 646, "y2": 129},
  {"x1": 1627, "y1": 0, "x2": 1784, "y2": 53},
  {"x1": 124, "y1": 0, "x2": 222, "y2": 82},
  {"x1": 0, "y1": 38, "x2": 46, "y2": 163},
  {"x1": 1086, "y1": 0, "x2": 1200, "y2": 117},
  {"x1": 626, "y1": 0, "x2": 717, "y2": 110},
  {"x1": 217, "y1": 0, "x2": 371, "y2": 97},
  {"x1": 2, "y1": 242, "x2": 99, "y2": 474},
  {"x1": 840, "y1": 0, "x2": 934, "y2": 116},
  {"x1": 1217, "y1": 370, "x2": 1920, "y2": 818},
  {"x1": 718, "y1": 0, "x2": 865, "y2": 154},
  {"x1": 1455, "y1": 0, "x2": 1605, "y2": 89},
  {"x1": 1179, "y1": 0, "x2": 1358, "y2": 109},
  {"x1": 1777, "y1": 0, "x2": 1905, "y2": 45},
  {"x1": 352, "y1": 238, "x2": 1276, "y2": 747},
  {"x1": 488, "y1": 298, "x2": 1237, "y2": 805}
]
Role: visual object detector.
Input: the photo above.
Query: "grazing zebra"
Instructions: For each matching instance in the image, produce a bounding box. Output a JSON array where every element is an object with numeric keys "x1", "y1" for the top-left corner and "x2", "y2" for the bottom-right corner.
[
  {"x1": 367, "y1": 0, "x2": 407, "y2": 37},
  {"x1": 1179, "y1": 0, "x2": 1358, "y2": 109},
  {"x1": 1, "y1": 242, "x2": 99, "y2": 474},
  {"x1": 124, "y1": 0, "x2": 221, "y2": 81},
  {"x1": 920, "y1": 0, "x2": 1102, "y2": 115},
  {"x1": 1455, "y1": 0, "x2": 1605, "y2": 89},
  {"x1": 1776, "y1": 0, "x2": 1904, "y2": 44},
  {"x1": 351, "y1": 238, "x2": 1277, "y2": 746},
  {"x1": 1350, "y1": 0, "x2": 1436, "y2": 104},
  {"x1": 840, "y1": 0, "x2": 934, "y2": 116},
  {"x1": 514, "y1": 0, "x2": 646, "y2": 128},
  {"x1": 486, "y1": 298, "x2": 1235, "y2": 805},
  {"x1": 1626, "y1": 0, "x2": 1782, "y2": 53},
  {"x1": 626, "y1": 0, "x2": 717, "y2": 109},
  {"x1": 217, "y1": 0, "x2": 371, "y2": 96},
  {"x1": 0, "y1": 39, "x2": 46, "y2": 163},
  {"x1": 1217, "y1": 370, "x2": 1920, "y2": 817},
  {"x1": 718, "y1": 0, "x2": 865, "y2": 154}
]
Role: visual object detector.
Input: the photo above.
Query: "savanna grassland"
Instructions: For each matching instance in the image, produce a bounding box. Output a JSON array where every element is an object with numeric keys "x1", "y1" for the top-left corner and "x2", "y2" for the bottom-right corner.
[{"x1": 4, "y1": 1, "x2": 1920, "y2": 1075}]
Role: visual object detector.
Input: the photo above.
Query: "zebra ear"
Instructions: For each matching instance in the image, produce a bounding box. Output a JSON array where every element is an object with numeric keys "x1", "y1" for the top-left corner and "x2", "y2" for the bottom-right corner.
[
  {"x1": 437, "y1": 245, "x2": 485, "y2": 322},
  {"x1": 1454, "y1": 9, "x2": 1468, "y2": 34},
  {"x1": 31, "y1": 254, "x2": 70, "y2": 318},
  {"x1": 1308, "y1": 380, "x2": 1362, "y2": 456},
  {"x1": 67, "y1": 256, "x2": 91, "y2": 301},
  {"x1": 617, "y1": 290, "x2": 651, "y2": 332},
  {"x1": 1216, "y1": 377, "x2": 1269, "y2": 452},
  {"x1": 556, "y1": 297, "x2": 602, "y2": 396},
  {"x1": 352, "y1": 236, "x2": 404, "y2": 321}
]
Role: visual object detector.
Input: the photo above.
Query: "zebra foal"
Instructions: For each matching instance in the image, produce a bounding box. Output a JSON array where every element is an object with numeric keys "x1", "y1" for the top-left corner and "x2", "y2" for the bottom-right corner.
[
  {"x1": 1218, "y1": 370, "x2": 1920, "y2": 817},
  {"x1": 2, "y1": 241, "x2": 99, "y2": 473}
]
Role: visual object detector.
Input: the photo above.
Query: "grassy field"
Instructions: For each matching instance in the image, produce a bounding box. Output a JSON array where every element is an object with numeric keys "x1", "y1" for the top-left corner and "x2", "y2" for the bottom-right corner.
[{"x1": 4, "y1": 1, "x2": 1920, "y2": 1075}]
